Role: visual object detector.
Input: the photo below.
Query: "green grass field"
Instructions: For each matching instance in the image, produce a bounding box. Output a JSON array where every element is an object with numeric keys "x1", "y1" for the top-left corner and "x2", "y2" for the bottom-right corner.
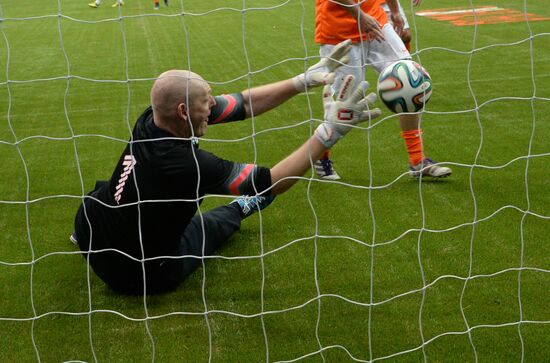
[{"x1": 1, "y1": 0, "x2": 549, "y2": 361}]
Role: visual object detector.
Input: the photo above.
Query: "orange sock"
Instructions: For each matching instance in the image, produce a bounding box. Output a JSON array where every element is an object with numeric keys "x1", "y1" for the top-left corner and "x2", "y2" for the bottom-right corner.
[
  {"x1": 320, "y1": 149, "x2": 331, "y2": 161},
  {"x1": 401, "y1": 129, "x2": 424, "y2": 166},
  {"x1": 154, "y1": 0, "x2": 159, "y2": 4}
]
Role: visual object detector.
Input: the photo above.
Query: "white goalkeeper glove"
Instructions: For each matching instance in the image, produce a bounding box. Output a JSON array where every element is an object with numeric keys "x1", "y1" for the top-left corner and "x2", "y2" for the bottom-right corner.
[
  {"x1": 292, "y1": 39, "x2": 352, "y2": 92},
  {"x1": 314, "y1": 75, "x2": 382, "y2": 149}
]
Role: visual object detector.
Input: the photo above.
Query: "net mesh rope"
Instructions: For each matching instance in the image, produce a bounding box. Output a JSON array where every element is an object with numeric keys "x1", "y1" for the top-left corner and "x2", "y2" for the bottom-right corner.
[{"x1": 0, "y1": 0, "x2": 549, "y2": 362}]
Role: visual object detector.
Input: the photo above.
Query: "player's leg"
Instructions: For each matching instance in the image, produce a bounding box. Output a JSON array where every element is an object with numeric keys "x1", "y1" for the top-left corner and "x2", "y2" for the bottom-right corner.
[
  {"x1": 88, "y1": 0, "x2": 100, "y2": 8},
  {"x1": 153, "y1": 0, "x2": 160, "y2": 10},
  {"x1": 111, "y1": 0, "x2": 124, "y2": 7},
  {"x1": 137, "y1": 204, "x2": 243, "y2": 292},
  {"x1": 401, "y1": 28, "x2": 412, "y2": 52},
  {"x1": 382, "y1": 1, "x2": 413, "y2": 53},
  {"x1": 174, "y1": 195, "x2": 274, "y2": 282},
  {"x1": 180, "y1": 204, "x2": 242, "y2": 275},
  {"x1": 79, "y1": 204, "x2": 245, "y2": 295},
  {"x1": 314, "y1": 150, "x2": 340, "y2": 180},
  {"x1": 367, "y1": 24, "x2": 451, "y2": 178},
  {"x1": 397, "y1": 2, "x2": 412, "y2": 51},
  {"x1": 315, "y1": 44, "x2": 364, "y2": 180}
]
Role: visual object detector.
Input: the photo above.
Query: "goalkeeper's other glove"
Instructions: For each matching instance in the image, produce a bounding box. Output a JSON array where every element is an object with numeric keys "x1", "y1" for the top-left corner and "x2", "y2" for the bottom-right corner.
[
  {"x1": 314, "y1": 75, "x2": 382, "y2": 149},
  {"x1": 292, "y1": 39, "x2": 352, "y2": 92}
]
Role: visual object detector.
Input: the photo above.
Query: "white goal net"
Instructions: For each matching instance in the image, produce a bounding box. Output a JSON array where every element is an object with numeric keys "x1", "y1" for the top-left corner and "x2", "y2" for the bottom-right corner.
[{"x1": 1, "y1": 0, "x2": 549, "y2": 361}]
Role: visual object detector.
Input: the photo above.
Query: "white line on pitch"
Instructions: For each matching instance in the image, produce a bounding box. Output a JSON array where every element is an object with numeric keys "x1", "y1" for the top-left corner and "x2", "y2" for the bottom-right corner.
[{"x1": 417, "y1": 7, "x2": 503, "y2": 16}]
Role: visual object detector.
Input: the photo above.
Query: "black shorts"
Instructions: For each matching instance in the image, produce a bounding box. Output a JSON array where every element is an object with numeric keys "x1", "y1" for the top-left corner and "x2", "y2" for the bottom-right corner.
[
  {"x1": 73, "y1": 199, "x2": 242, "y2": 295},
  {"x1": 74, "y1": 201, "x2": 186, "y2": 295}
]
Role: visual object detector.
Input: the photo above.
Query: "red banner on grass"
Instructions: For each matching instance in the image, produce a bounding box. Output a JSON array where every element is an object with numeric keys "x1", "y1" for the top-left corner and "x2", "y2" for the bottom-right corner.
[{"x1": 416, "y1": 6, "x2": 550, "y2": 26}]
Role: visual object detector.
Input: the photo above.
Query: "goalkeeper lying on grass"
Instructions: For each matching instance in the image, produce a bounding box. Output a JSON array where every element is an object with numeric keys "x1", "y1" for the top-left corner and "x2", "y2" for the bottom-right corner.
[{"x1": 72, "y1": 40, "x2": 381, "y2": 294}]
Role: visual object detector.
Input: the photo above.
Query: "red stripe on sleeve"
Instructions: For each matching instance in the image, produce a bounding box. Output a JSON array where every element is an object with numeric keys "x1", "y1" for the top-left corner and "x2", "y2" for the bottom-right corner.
[
  {"x1": 229, "y1": 164, "x2": 254, "y2": 195},
  {"x1": 212, "y1": 95, "x2": 237, "y2": 124}
]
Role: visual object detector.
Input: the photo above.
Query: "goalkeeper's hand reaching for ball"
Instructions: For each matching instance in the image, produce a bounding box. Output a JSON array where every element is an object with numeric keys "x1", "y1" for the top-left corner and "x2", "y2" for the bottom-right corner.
[
  {"x1": 270, "y1": 74, "x2": 381, "y2": 194},
  {"x1": 292, "y1": 39, "x2": 352, "y2": 91},
  {"x1": 314, "y1": 75, "x2": 382, "y2": 148},
  {"x1": 236, "y1": 39, "x2": 352, "y2": 119}
]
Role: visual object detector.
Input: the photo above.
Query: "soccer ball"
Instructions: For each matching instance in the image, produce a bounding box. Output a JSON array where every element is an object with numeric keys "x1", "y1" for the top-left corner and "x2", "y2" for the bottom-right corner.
[{"x1": 377, "y1": 60, "x2": 432, "y2": 113}]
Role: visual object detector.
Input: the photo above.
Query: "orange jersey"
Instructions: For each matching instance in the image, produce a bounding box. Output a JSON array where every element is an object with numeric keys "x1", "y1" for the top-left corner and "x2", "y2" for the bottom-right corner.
[{"x1": 315, "y1": 0, "x2": 388, "y2": 45}]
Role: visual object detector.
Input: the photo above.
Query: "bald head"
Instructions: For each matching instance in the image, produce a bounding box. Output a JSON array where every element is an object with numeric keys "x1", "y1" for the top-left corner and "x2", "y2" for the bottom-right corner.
[{"x1": 150, "y1": 70, "x2": 206, "y2": 122}]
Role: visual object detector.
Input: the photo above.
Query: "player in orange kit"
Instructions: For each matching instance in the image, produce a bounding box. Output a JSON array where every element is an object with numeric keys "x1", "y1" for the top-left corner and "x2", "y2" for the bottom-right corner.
[
  {"x1": 153, "y1": 0, "x2": 168, "y2": 10},
  {"x1": 314, "y1": 0, "x2": 451, "y2": 179}
]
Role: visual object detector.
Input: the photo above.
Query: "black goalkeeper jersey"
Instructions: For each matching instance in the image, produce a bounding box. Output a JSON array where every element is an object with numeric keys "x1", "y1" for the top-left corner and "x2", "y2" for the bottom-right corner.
[{"x1": 78, "y1": 94, "x2": 271, "y2": 259}]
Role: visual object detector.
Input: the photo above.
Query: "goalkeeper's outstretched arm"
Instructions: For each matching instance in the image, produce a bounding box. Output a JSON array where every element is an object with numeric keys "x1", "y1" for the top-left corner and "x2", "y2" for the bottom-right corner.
[
  {"x1": 240, "y1": 79, "x2": 301, "y2": 118},
  {"x1": 240, "y1": 39, "x2": 352, "y2": 118}
]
